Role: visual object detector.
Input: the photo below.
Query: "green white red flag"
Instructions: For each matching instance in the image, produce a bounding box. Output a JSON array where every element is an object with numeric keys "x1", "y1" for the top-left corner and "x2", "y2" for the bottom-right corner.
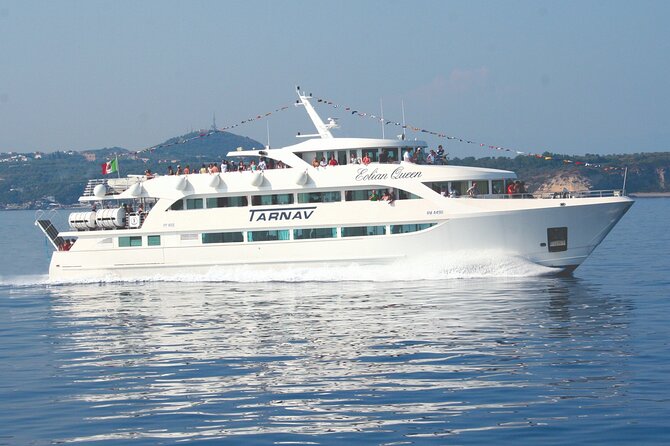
[{"x1": 102, "y1": 158, "x2": 118, "y2": 175}]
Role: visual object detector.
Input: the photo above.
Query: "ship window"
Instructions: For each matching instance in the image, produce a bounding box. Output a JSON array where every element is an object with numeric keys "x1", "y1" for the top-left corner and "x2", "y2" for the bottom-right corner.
[
  {"x1": 248, "y1": 229, "x2": 290, "y2": 242},
  {"x1": 170, "y1": 199, "x2": 184, "y2": 211},
  {"x1": 293, "y1": 227, "x2": 337, "y2": 240},
  {"x1": 298, "y1": 191, "x2": 341, "y2": 203},
  {"x1": 206, "y1": 196, "x2": 248, "y2": 208},
  {"x1": 202, "y1": 232, "x2": 244, "y2": 244},
  {"x1": 386, "y1": 148, "x2": 399, "y2": 163},
  {"x1": 337, "y1": 150, "x2": 348, "y2": 165},
  {"x1": 147, "y1": 235, "x2": 161, "y2": 246},
  {"x1": 492, "y1": 180, "x2": 505, "y2": 195},
  {"x1": 390, "y1": 223, "x2": 436, "y2": 234},
  {"x1": 397, "y1": 189, "x2": 421, "y2": 200},
  {"x1": 345, "y1": 188, "x2": 384, "y2": 201},
  {"x1": 341, "y1": 225, "x2": 386, "y2": 237},
  {"x1": 118, "y1": 236, "x2": 142, "y2": 247},
  {"x1": 186, "y1": 198, "x2": 203, "y2": 210},
  {"x1": 547, "y1": 227, "x2": 568, "y2": 252},
  {"x1": 423, "y1": 181, "x2": 448, "y2": 193},
  {"x1": 472, "y1": 181, "x2": 489, "y2": 195},
  {"x1": 251, "y1": 193, "x2": 294, "y2": 206},
  {"x1": 362, "y1": 149, "x2": 378, "y2": 162},
  {"x1": 451, "y1": 181, "x2": 467, "y2": 197}
]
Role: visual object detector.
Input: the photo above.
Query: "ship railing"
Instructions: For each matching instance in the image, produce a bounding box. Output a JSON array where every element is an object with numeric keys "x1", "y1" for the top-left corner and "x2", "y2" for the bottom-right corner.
[
  {"x1": 82, "y1": 176, "x2": 146, "y2": 197},
  {"x1": 474, "y1": 189, "x2": 625, "y2": 200}
]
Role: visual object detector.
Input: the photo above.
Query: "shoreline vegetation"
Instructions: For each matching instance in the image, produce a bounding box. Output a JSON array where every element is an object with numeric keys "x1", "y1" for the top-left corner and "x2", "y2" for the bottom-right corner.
[{"x1": 0, "y1": 130, "x2": 668, "y2": 209}]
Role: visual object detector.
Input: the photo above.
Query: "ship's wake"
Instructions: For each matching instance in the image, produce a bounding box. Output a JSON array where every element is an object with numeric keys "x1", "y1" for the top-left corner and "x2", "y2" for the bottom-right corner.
[{"x1": 1, "y1": 252, "x2": 560, "y2": 287}]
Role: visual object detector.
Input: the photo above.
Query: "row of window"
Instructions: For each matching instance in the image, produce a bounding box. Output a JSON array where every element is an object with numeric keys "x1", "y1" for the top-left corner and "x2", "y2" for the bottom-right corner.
[
  {"x1": 203, "y1": 223, "x2": 435, "y2": 244},
  {"x1": 170, "y1": 189, "x2": 420, "y2": 211},
  {"x1": 117, "y1": 223, "x2": 436, "y2": 247}
]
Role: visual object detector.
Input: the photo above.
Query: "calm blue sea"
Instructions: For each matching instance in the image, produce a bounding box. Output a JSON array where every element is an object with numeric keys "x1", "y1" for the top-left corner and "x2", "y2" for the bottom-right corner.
[{"x1": 1, "y1": 199, "x2": 669, "y2": 445}]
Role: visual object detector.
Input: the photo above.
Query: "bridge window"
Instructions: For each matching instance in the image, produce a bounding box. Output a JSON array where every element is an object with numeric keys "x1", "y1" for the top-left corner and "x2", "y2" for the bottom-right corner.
[
  {"x1": 251, "y1": 193, "x2": 294, "y2": 206},
  {"x1": 298, "y1": 191, "x2": 341, "y2": 203},
  {"x1": 293, "y1": 227, "x2": 337, "y2": 240},
  {"x1": 170, "y1": 199, "x2": 184, "y2": 211},
  {"x1": 147, "y1": 235, "x2": 161, "y2": 246},
  {"x1": 248, "y1": 229, "x2": 290, "y2": 242},
  {"x1": 390, "y1": 223, "x2": 436, "y2": 234},
  {"x1": 341, "y1": 225, "x2": 386, "y2": 237},
  {"x1": 202, "y1": 232, "x2": 244, "y2": 244},
  {"x1": 119, "y1": 236, "x2": 142, "y2": 247}
]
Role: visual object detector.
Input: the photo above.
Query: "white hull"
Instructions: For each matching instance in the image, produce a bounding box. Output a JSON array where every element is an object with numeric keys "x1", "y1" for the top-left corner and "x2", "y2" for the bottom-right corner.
[{"x1": 48, "y1": 197, "x2": 632, "y2": 281}]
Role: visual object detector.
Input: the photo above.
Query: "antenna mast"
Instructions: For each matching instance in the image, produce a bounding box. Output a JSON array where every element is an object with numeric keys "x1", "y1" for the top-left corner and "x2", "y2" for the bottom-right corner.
[
  {"x1": 401, "y1": 100, "x2": 406, "y2": 140},
  {"x1": 380, "y1": 98, "x2": 385, "y2": 139},
  {"x1": 295, "y1": 86, "x2": 337, "y2": 139}
]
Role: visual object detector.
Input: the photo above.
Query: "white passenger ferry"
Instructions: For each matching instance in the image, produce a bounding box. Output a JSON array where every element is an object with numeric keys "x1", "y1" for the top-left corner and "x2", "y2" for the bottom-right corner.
[{"x1": 36, "y1": 89, "x2": 633, "y2": 281}]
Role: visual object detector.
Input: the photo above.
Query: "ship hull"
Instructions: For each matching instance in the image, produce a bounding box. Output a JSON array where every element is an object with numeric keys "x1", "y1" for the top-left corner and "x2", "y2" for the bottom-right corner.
[{"x1": 48, "y1": 197, "x2": 633, "y2": 282}]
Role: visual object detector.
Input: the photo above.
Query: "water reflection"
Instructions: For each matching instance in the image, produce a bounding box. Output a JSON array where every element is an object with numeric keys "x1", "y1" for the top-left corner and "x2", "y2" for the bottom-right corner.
[{"x1": 44, "y1": 278, "x2": 632, "y2": 443}]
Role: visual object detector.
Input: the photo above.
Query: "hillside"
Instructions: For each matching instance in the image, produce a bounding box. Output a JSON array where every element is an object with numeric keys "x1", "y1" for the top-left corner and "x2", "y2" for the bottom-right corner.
[{"x1": 0, "y1": 131, "x2": 668, "y2": 209}]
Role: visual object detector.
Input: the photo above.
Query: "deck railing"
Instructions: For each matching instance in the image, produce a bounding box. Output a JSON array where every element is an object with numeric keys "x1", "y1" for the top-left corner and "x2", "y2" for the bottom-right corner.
[{"x1": 474, "y1": 190, "x2": 625, "y2": 200}]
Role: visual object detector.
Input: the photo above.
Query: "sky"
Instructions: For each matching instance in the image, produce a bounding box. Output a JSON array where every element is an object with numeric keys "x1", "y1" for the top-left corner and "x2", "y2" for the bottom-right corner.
[{"x1": 0, "y1": 0, "x2": 668, "y2": 158}]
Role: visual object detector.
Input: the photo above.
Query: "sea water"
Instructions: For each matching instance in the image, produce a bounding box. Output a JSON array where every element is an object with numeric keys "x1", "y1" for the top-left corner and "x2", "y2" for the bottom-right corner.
[{"x1": 1, "y1": 199, "x2": 669, "y2": 445}]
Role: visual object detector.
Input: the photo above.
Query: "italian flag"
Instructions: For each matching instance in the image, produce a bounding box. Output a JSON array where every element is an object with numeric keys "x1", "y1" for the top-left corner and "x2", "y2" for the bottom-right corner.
[{"x1": 102, "y1": 158, "x2": 118, "y2": 175}]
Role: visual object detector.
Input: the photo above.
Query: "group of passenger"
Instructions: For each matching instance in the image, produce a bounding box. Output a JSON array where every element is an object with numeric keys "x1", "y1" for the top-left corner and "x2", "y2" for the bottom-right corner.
[
  {"x1": 368, "y1": 189, "x2": 395, "y2": 203},
  {"x1": 161, "y1": 158, "x2": 289, "y2": 178},
  {"x1": 403, "y1": 145, "x2": 447, "y2": 165},
  {"x1": 506, "y1": 180, "x2": 527, "y2": 196}
]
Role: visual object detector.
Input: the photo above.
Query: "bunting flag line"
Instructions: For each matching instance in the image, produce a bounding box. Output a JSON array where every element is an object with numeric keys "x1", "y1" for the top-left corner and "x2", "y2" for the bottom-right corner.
[
  {"x1": 111, "y1": 104, "x2": 294, "y2": 161},
  {"x1": 309, "y1": 95, "x2": 626, "y2": 172},
  {"x1": 106, "y1": 94, "x2": 624, "y2": 173}
]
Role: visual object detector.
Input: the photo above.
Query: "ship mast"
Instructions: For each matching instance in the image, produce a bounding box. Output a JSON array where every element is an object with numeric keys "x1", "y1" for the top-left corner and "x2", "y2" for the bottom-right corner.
[{"x1": 295, "y1": 86, "x2": 338, "y2": 139}]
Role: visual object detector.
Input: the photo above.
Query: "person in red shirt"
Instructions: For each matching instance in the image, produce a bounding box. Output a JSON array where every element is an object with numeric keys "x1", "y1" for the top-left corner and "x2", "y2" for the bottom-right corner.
[
  {"x1": 362, "y1": 153, "x2": 371, "y2": 165},
  {"x1": 328, "y1": 155, "x2": 338, "y2": 166}
]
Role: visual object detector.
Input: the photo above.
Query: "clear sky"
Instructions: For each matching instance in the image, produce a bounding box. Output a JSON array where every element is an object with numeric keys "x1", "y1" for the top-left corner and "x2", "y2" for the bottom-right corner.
[{"x1": 0, "y1": 0, "x2": 668, "y2": 158}]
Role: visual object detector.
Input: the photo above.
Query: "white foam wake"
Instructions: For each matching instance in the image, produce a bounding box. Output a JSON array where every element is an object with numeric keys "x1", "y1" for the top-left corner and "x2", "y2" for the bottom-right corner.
[{"x1": 4, "y1": 252, "x2": 558, "y2": 286}]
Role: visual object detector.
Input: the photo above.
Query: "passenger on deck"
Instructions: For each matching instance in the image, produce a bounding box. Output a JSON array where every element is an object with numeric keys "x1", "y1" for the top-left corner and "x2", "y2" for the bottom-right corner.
[
  {"x1": 167, "y1": 166, "x2": 174, "y2": 175},
  {"x1": 369, "y1": 190, "x2": 379, "y2": 201},
  {"x1": 183, "y1": 165, "x2": 190, "y2": 174},
  {"x1": 507, "y1": 182, "x2": 516, "y2": 196},
  {"x1": 176, "y1": 165, "x2": 182, "y2": 175},
  {"x1": 349, "y1": 153, "x2": 360, "y2": 164},
  {"x1": 200, "y1": 164, "x2": 208, "y2": 174},
  {"x1": 211, "y1": 163, "x2": 220, "y2": 173},
  {"x1": 319, "y1": 157, "x2": 327, "y2": 168},
  {"x1": 144, "y1": 169, "x2": 154, "y2": 179},
  {"x1": 258, "y1": 159, "x2": 267, "y2": 170},
  {"x1": 403, "y1": 149, "x2": 413, "y2": 163},
  {"x1": 467, "y1": 182, "x2": 478, "y2": 197},
  {"x1": 379, "y1": 151, "x2": 388, "y2": 163},
  {"x1": 362, "y1": 153, "x2": 371, "y2": 165},
  {"x1": 328, "y1": 155, "x2": 338, "y2": 166},
  {"x1": 436, "y1": 145, "x2": 446, "y2": 164}
]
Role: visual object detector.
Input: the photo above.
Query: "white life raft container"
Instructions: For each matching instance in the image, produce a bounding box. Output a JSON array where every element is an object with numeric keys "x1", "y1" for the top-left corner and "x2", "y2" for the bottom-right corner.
[{"x1": 68, "y1": 211, "x2": 97, "y2": 230}]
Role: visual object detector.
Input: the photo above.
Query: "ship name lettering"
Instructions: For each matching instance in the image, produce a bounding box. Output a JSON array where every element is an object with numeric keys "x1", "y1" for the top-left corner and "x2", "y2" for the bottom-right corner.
[
  {"x1": 355, "y1": 168, "x2": 388, "y2": 181},
  {"x1": 390, "y1": 166, "x2": 422, "y2": 179},
  {"x1": 249, "y1": 207, "x2": 316, "y2": 222},
  {"x1": 355, "y1": 167, "x2": 422, "y2": 181}
]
